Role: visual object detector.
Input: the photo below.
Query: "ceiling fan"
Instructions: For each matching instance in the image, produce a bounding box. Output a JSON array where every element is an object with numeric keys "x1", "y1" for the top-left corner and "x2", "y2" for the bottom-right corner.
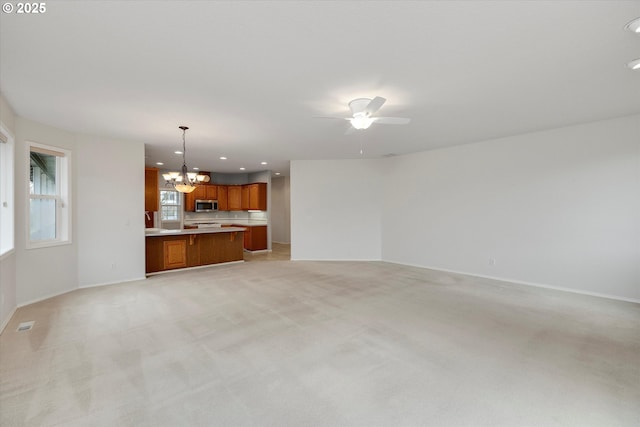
[{"x1": 317, "y1": 96, "x2": 410, "y2": 134}]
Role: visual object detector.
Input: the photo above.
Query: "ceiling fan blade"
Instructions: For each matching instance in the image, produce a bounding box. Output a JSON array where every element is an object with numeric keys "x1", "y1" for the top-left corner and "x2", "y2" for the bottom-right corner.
[
  {"x1": 313, "y1": 116, "x2": 351, "y2": 120},
  {"x1": 365, "y1": 96, "x2": 386, "y2": 115},
  {"x1": 344, "y1": 125, "x2": 355, "y2": 135},
  {"x1": 372, "y1": 117, "x2": 411, "y2": 125}
]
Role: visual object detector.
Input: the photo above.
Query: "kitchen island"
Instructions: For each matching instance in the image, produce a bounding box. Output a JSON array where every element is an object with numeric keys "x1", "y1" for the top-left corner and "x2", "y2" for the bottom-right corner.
[
  {"x1": 183, "y1": 219, "x2": 268, "y2": 251},
  {"x1": 145, "y1": 227, "x2": 245, "y2": 274}
]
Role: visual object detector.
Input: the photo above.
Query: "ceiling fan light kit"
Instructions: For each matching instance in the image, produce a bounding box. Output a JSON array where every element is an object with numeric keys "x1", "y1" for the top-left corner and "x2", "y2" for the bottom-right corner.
[
  {"x1": 350, "y1": 113, "x2": 374, "y2": 130},
  {"x1": 317, "y1": 96, "x2": 410, "y2": 134},
  {"x1": 627, "y1": 58, "x2": 640, "y2": 70},
  {"x1": 624, "y1": 17, "x2": 640, "y2": 33},
  {"x1": 163, "y1": 126, "x2": 210, "y2": 194},
  {"x1": 624, "y1": 17, "x2": 640, "y2": 71}
]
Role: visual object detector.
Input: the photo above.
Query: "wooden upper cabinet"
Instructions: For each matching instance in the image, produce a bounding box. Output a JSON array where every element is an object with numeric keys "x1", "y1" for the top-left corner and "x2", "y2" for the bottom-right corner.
[
  {"x1": 184, "y1": 190, "x2": 195, "y2": 212},
  {"x1": 217, "y1": 185, "x2": 228, "y2": 211},
  {"x1": 205, "y1": 185, "x2": 218, "y2": 200},
  {"x1": 241, "y1": 185, "x2": 250, "y2": 210},
  {"x1": 228, "y1": 185, "x2": 243, "y2": 211},
  {"x1": 183, "y1": 181, "x2": 265, "y2": 211},
  {"x1": 248, "y1": 183, "x2": 267, "y2": 211},
  {"x1": 184, "y1": 184, "x2": 206, "y2": 212},
  {"x1": 145, "y1": 168, "x2": 159, "y2": 212}
]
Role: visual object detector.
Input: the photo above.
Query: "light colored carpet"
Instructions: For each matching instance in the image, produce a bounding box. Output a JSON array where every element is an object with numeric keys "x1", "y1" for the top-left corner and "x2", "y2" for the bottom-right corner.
[{"x1": 1, "y1": 259, "x2": 639, "y2": 426}]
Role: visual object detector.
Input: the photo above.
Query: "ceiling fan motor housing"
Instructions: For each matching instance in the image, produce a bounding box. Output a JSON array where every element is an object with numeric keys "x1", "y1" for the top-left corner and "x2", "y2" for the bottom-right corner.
[{"x1": 349, "y1": 98, "x2": 372, "y2": 115}]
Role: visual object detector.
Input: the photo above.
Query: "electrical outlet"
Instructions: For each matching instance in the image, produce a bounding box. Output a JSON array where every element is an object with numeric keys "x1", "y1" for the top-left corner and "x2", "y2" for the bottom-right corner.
[
  {"x1": 111, "y1": 263, "x2": 116, "y2": 270},
  {"x1": 489, "y1": 258, "x2": 496, "y2": 266}
]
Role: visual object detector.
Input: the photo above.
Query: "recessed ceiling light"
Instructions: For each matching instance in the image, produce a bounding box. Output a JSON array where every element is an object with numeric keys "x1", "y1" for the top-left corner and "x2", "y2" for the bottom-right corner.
[
  {"x1": 627, "y1": 58, "x2": 640, "y2": 70},
  {"x1": 261, "y1": 161, "x2": 267, "y2": 165},
  {"x1": 156, "y1": 162, "x2": 164, "y2": 165},
  {"x1": 219, "y1": 156, "x2": 227, "y2": 160},
  {"x1": 624, "y1": 17, "x2": 640, "y2": 33},
  {"x1": 174, "y1": 151, "x2": 183, "y2": 154},
  {"x1": 193, "y1": 167, "x2": 199, "y2": 170},
  {"x1": 239, "y1": 167, "x2": 246, "y2": 170}
]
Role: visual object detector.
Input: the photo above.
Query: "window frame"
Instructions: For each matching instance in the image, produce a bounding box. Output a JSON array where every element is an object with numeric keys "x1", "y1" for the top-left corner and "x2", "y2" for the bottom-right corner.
[
  {"x1": 160, "y1": 189, "x2": 181, "y2": 222},
  {"x1": 0, "y1": 123, "x2": 15, "y2": 259},
  {"x1": 26, "y1": 141, "x2": 72, "y2": 250}
]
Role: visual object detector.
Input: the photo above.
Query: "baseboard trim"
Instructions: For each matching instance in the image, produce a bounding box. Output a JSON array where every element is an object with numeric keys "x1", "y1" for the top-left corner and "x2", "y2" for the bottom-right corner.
[
  {"x1": 383, "y1": 260, "x2": 640, "y2": 304},
  {"x1": 0, "y1": 306, "x2": 17, "y2": 334},
  {"x1": 18, "y1": 288, "x2": 76, "y2": 308},
  {"x1": 145, "y1": 260, "x2": 245, "y2": 277},
  {"x1": 291, "y1": 258, "x2": 382, "y2": 262},
  {"x1": 78, "y1": 276, "x2": 147, "y2": 289},
  {"x1": 271, "y1": 241, "x2": 291, "y2": 245},
  {"x1": 17, "y1": 277, "x2": 148, "y2": 308}
]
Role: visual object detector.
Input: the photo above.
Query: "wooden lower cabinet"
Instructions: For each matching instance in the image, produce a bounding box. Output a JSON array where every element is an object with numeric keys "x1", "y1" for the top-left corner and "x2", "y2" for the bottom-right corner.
[
  {"x1": 146, "y1": 231, "x2": 244, "y2": 274},
  {"x1": 199, "y1": 233, "x2": 244, "y2": 264},
  {"x1": 163, "y1": 239, "x2": 187, "y2": 269},
  {"x1": 236, "y1": 225, "x2": 267, "y2": 251}
]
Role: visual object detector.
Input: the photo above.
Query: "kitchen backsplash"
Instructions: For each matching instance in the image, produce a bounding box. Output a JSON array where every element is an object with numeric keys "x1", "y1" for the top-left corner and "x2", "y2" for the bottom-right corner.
[
  {"x1": 184, "y1": 210, "x2": 267, "y2": 221},
  {"x1": 248, "y1": 211, "x2": 267, "y2": 220},
  {"x1": 184, "y1": 211, "x2": 245, "y2": 220}
]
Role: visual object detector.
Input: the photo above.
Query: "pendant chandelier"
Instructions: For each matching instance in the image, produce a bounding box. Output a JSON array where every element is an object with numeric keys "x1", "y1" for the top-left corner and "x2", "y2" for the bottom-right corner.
[{"x1": 162, "y1": 126, "x2": 209, "y2": 193}]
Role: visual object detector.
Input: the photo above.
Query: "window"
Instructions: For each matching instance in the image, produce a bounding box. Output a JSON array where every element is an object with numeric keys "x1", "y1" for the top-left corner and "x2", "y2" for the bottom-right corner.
[
  {"x1": 0, "y1": 125, "x2": 14, "y2": 257},
  {"x1": 28, "y1": 143, "x2": 71, "y2": 248},
  {"x1": 160, "y1": 190, "x2": 180, "y2": 221}
]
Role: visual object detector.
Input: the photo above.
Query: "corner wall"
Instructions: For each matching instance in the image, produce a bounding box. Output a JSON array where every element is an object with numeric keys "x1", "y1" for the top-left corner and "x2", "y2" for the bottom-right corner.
[
  {"x1": 290, "y1": 115, "x2": 639, "y2": 301},
  {"x1": 382, "y1": 115, "x2": 640, "y2": 301},
  {"x1": 271, "y1": 176, "x2": 290, "y2": 244},
  {"x1": 76, "y1": 134, "x2": 146, "y2": 287},
  {"x1": 291, "y1": 159, "x2": 382, "y2": 260},
  {"x1": 0, "y1": 92, "x2": 16, "y2": 331},
  {"x1": 15, "y1": 117, "x2": 79, "y2": 304},
  {"x1": 10, "y1": 116, "x2": 146, "y2": 307}
]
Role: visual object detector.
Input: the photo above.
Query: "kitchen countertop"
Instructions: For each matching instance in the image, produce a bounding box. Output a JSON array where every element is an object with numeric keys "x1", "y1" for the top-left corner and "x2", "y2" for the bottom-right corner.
[{"x1": 145, "y1": 227, "x2": 246, "y2": 237}]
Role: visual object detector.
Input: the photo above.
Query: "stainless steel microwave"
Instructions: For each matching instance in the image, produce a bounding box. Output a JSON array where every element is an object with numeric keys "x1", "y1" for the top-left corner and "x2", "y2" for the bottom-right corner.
[{"x1": 195, "y1": 200, "x2": 218, "y2": 212}]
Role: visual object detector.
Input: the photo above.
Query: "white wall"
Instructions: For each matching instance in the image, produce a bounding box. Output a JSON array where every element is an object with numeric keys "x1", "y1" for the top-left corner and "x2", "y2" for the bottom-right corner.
[
  {"x1": 15, "y1": 117, "x2": 79, "y2": 305},
  {"x1": 0, "y1": 92, "x2": 16, "y2": 331},
  {"x1": 3, "y1": 115, "x2": 147, "y2": 309},
  {"x1": 271, "y1": 176, "x2": 290, "y2": 244},
  {"x1": 77, "y1": 134, "x2": 145, "y2": 287},
  {"x1": 382, "y1": 115, "x2": 639, "y2": 301},
  {"x1": 291, "y1": 115, "x2": 639, "y2": 301},
  {"x1": 291, "y1": 159, "x2": 382, "y2": 260}
]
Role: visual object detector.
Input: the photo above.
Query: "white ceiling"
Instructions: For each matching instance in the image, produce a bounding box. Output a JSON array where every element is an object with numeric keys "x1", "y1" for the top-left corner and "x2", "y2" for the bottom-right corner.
[{"x1": 1, "y1": 1, "x2": 639, "y2": 176}]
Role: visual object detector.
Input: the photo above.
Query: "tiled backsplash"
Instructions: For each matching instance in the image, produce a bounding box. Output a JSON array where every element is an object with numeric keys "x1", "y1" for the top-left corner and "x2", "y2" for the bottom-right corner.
[
  {"x1": 184, "y1": 210, "x2": 267, "y2": 221},
  {"x1": 185, "y1": 211, "x2": 247, "y2": 221}
]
